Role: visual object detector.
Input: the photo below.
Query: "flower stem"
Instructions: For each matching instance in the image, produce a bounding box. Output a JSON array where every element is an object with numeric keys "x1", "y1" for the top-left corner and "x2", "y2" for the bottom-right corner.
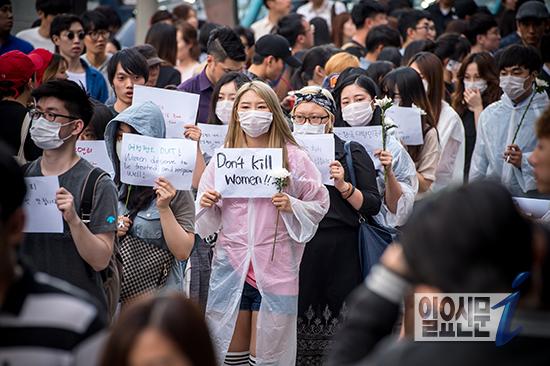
[
  {"x1": 271, "y1": 212, "x2": 280, "y2": 261},
  {"x1": 510, "y1": 91, "x2": 536, "y2": 145}
]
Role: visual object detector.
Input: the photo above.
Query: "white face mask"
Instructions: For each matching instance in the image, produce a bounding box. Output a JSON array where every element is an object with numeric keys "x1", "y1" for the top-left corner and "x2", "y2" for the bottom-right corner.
[
  {"x1": 464, "y1": 80, "x2": 487, "y2": 93},
  {"x1": 342, "y1": 101, "x2": 373, "y2": 126},
  {"x1": 422, "y1": 79, "x2": 429, "y2": 94},
  {"x1": 215, "y1": 100, "x2": 234, "y2": 125},
  {"x1": 238, "y1": 110, "x2": 273, "y2": 138},
  {"x1": 500, "y1": 75, "x2": 529, "y2": 101},
  {"x1": 293, "y1": 122, "x2": 326, "y2": 134},
  {"x1": 115, "y1": 140, "x2": 122, "y2": 159},
  {"x1": 30, "y1": 117, "x2": 75, "y2": 150}
]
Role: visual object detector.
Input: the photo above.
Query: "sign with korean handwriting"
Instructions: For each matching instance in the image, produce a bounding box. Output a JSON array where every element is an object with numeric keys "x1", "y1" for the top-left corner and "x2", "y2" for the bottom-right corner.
[
  {"x1": 133, "y1": 85, "x2": 200, "y2": 138},
  {"x1": 385, "y1": 106, "x2": 423, "y2": 146},
  {"x1": 120, "y1": 133, "x2": 197, "y2": 190},
  {"x1": 333, "y1": 126, "x2": 383, "y2": 170},
  {"x1": 198, "y1": 123, "x2": 228, "y2": 157},
  {"x1": 293, "y1": 133, "x2": 335, "y2": 186},
  {"x1": 76, "y1": 140, "x2": 115, "y2": 178},
  {"x1": 23, "y1": 176, "x2": 63, "y2": 233},
  {"x1": 214, "y1": 148, "x2": 283, "y2": 198}
]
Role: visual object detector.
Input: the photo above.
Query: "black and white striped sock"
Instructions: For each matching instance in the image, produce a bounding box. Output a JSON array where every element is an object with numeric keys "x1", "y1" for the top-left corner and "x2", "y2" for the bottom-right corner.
[
  {"x1": 224, "y1": 351, "x2": 250, "y2": 366},
  {"x1": 249, "y1": 354, "x2": 257, "y2": 365}
]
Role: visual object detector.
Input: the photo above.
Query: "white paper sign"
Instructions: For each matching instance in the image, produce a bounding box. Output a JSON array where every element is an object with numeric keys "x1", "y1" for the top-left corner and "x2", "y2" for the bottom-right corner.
[
  {"x1": 133, "y1": 85, "x2": 200, "y2": 138},
  {"x1": 76, "y1": 140, "x2": 115, "y2": 178},
  {"x1": 198, "y1": 123, "x2": 229, "y2": 157},
  {"x1": 385, "y1": 106, "x2": 423, "y2": 145},
  {"x1": 214, "y1": 148, "x2": 283, "y2": 198},
  {"x1": 513, "y1": 197, "x2": 550, "y2": 219},
  {"x1": 333, "y1": 126, "x2": 383, "y2": 170},
  {"x1": 23, "y1": 176, "x2": 63, "y2": 233},
  {"x1": 120, "y1": 133, "x2": 197, "y2": 190},
  {"x1": 293, "y1": 134, "x2": 335, "y2": 185}
]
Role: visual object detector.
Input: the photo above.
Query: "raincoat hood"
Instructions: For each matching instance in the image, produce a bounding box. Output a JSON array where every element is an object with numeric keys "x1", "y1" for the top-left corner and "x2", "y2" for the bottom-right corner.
[{"x1": 104, "y1": 101, "x2": 166, "y2": 164}]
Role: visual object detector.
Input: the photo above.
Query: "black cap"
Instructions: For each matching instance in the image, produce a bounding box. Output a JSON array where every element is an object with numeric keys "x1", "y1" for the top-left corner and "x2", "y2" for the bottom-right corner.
[
  {"x1": 254, "y1": 34, "x2": 301, "y2": 68},
  {"x1": 516, "y1": 1, "x2": 549, "y2": 20},
  {"x1": 133, "y1": 44, "x2": 164, "y2": 67}
]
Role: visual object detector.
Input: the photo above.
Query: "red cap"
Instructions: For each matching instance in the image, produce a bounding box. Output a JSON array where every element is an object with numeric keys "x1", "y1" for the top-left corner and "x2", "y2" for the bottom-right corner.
[
  {"x1": 28, "y1": 48, "x2": 54, "y2": 86},
  {"x1": 0, "y1": 50, "x2": 37, "y2": 97}
]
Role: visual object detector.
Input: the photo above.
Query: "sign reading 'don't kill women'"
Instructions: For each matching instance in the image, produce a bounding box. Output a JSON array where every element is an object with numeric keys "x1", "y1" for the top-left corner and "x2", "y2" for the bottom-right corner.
[{"x1": 215, "y1": 148, "x2": 283, "y2": 198}]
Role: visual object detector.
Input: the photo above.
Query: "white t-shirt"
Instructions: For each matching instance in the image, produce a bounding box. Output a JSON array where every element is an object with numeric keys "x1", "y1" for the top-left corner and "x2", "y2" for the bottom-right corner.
[
  {"x1": 16, "y1": 27, "x2": 55, "y2": 52},
  {"x1": 296, "y1": 0, "x2": 347, "y2": 31},
  {"x1": 251, "y1": 17, "x2": 276, "y2": 40},
  {"x1": 67, "y1": 70, "x2": 87, "y2": 91}
]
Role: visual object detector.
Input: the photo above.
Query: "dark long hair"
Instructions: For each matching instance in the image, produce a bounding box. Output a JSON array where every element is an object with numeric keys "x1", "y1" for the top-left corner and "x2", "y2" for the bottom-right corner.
[
  {"x1": 293, "y1": 45, "x2": 336, "y2": 89},
  {"x1": 451, "y1": 52, "x2": 502, "y2": 116},
  {"x1": 145, "y1": 23, "x2": 178, "y2": 66},
  {"x1": 177, "y1": 21, "x2": 200, "y2": 61},
  {"x1": 331, "y1": 12, "x2": 351, "y2": 48},
  {"x1": 382, "y1": 67, "x2": 437, "y2": 162},
  {"x1": 207, "y1": 72, "x2": 251, "y2": 125},
  {"x1": 332, "y1": 74, "x2": 382, "y2": 127},
  {"x1": 408, "y1": 51, "x2": 444, "y2": 123},
  {"x1": 100, "y1": 294, "x2": 217, "y2": 366}
]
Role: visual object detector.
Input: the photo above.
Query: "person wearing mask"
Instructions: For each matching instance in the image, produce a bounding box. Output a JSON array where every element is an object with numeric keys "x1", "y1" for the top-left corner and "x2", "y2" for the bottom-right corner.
[
  {"x1": 426, "y1": 0, "x2": 458, "y2": 36},
  {"x1": 500, "y1": 1, "x2": 548, "y2": 50},
  {"x1": 451, "y1": 52, "x2": 502, "y2": 181},
  {"x1": 429, "y1": 33, "x2": 471, "y2": 95},
  {"x1": 196, "y1": 81, "x2": 329, "y2": 366},
  {"x1": 382, "y1": 67, "x2": 441, "y2": 194},
  {"x1": 178, "y1": 27, "x2": 245, "y2": 124},
  {"x1": 106, "y1": 48, "x2": 149, "y2": 115},
  {"x1": 246, "y1": 34, "x2": 302, "y2": 83},
  {"x1": 176, "y1": 21, "x2": 200, "y2": 82},
  {"x1": 343, "y1": 0, "x2": 387, "y2": 59},
  {"x1": 0, "y1": 0, "x2": 33, "y2": 55},
  {"x1": 16, "y1": 0, "x2": 70, "y2": 52},
  {"x1": 251, "y1": 0, "x2": 292, "y2": 39},
  {"x1": 21, "y1": 79, "x2": 118, "y2": 316},
  {"x1": 470, "y1": 44, "x2": 549, "y2": 196},
  {"x1": 397, "y1": 10, "x2": 436, "y2": 53},
  {"x1": 145, "y1": 22, "x2": 182, "y2": 88},
  {"x1": 208, "y1": 72, "x2": 252, "y2": 126},
  {"x1": 50, "y1": 14, "x2": 108, "y2": 103},
  {"x1": 81, "y1": 10, "x2": 111, "y2": 83},
  {"x1": 133, "y1": 44, "x2": 163, "y2": 87},
  {"x1": 291, "y1": 86, "x2": 381, "y2": 365},
  {"x1": 467, "y1": 13, "x2": 501, "y2": 55},
  {"x1": 409, "y1": 52, "x2": 465, "y2": 190}
]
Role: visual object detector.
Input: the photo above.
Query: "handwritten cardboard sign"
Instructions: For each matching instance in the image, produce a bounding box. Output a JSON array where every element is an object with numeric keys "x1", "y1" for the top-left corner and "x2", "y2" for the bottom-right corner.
[
  {"x1": 385, "y1": 106, "x2": 423, "y2": 146},
  {"x1": 23, "y1": 176, "x2": 63, "y2": 233},
  {"x1": 133, "y1": 85, "x2": 200, "y2": 138},
  {"x1": 76, "y1": 140, "x2": 115, "y2": 178},
  {"x1": 333, "y1": 126, "x2": 383, "y2": 170},
  {"x1": 214, "y1": 148, "x2": 283, "y2": 198},
  {"x1": 293, "y1": 133, "x2": 335, "y2": 185},
  {"x1": 120, "y1": 133, "x2": 197, "y2": 190},
  {"x1": 198, "y1": 123, "x2": 229, "y2": 157}
]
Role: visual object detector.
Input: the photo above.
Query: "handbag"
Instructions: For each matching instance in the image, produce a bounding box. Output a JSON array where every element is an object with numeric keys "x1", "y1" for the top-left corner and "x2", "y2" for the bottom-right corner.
[
  {"x1": 119, "y1": 234, "x2": 175, "y2": 303},
  {"x1": 343, "y1": 141, "x2": 397, "y2": 279}
]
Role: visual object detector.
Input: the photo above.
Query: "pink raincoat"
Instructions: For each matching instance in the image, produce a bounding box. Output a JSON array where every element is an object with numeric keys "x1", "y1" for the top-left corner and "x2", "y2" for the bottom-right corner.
[{"x1": 196, "y1": 144, "x2": 330, "y2": 365}]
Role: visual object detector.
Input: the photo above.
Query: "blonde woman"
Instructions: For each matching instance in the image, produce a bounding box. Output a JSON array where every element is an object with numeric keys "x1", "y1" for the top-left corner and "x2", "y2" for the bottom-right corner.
[{"x1": 196, "y1": 81, "x2": 330, "y2": 366}]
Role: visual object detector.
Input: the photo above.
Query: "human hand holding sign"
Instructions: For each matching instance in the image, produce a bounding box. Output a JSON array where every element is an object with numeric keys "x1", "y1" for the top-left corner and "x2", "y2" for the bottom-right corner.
[
  {"x1": 200, "y1": 189, "x2": 221, "y2": 208},
  {"x1": 56, "y1": 187, "x2": 79, "y2": 225},
  {"x1": 184, "y1": 124, "x2": 202, "y2": 142},
  {"x1": 155, "y1": 177, "x2": 177, "y2": 211}
]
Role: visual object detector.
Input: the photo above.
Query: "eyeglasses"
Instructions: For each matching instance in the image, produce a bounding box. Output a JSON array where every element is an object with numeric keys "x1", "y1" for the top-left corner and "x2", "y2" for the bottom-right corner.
[
  {"x1": 87, "y1": 30, "x2": 110, "y2": 40},
  {"x1": 29, "y1": 109, "x2": 79, "y2": 122},
  {"x1": 291, "y1": 115, "x2": 329, "y2": 125},
  {"x1": 416, "y1": 25, "x2": 436, "y2": 32},
  {"x1": 62, "y1": 31, "x2": 85, "y2": 41}
]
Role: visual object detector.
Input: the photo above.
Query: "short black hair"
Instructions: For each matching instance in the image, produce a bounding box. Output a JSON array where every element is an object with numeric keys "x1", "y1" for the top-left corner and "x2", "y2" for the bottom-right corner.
[
  {"x1": 207, "y1": 27, "x2": 246, "y2": 62},
  {"x1": 398, "y1": 9, "x2": 432, "y2": 41},
  {"x1": 466, "y1": 13, "x2": 498, "y2": 46},
  {"x1": 31, "y1": 79, "x2": 94, "y2": 128},
  {"x1": 497, "y1": 44, "x2": 542, "y2": 73},
  {"x1": 82, "y1": 10, "x2": 109, "y2": 33},
  {"x1": 94, "y1": 5, "x2": 122, "y2": 30},
  {"x1": 275, "y1": 13, "x2": 306, "y2": 48},
  {"x1": 233, "y1": 26, "x2": 255, "y2": 48},
  {"x1": 89, "y1": 100, "x2": 114, "y2": 140},
  {"x1": 107, "y1": 48, "x2": 149, "y2": 86},
  {"x1": 366, "y1": 60, "x2": 396, "y2": 86},
  {"x1": 431, "y1": 33, "x2": 471, "y2": 62},
  {"x1": 378, "y1": 46, "x2": 402, "y2": 67},
  {"x1": 50, "y1": 14, "x2": 83, "y2": 39},
  {"x1": 36, "y1": 0, "x2": 71, "y2": 16},
  {"x1": 365, "y1": 25, "x2": 401, "y2": 52},
  {"x1": 0, "y1": 143, "x2": 26, "y2": 223},
  {"x1": 351, "y1": 0, "x2": 387, "y2": 29},
  {"x1": 199, "y1": 22, "x2": 222, "y2": 54}
]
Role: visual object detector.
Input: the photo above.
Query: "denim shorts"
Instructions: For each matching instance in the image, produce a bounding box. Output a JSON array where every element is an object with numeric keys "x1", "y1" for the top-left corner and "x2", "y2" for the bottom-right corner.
[{"x1": 239, "y1": 282, "x2": 262, "y2": 312}]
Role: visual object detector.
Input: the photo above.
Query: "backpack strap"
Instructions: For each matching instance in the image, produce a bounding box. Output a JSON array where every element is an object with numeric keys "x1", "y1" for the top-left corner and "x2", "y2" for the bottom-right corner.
[
  {"x1": 343, "y1": 141, "x2": 357, "y2": 187},
  {"x1": 80, "y1": 167, "x2": 108, "y2": 225}
]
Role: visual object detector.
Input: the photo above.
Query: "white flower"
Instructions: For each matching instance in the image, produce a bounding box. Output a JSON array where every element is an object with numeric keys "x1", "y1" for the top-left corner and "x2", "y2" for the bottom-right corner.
[
  {"x1": 271, "y1": 168, "x2": 291, "y2": 179},
  {"x1": 412, "y1": 103, "x2": 427, "y2": 115},
  {"x1": 374, "y1": 96, "x2": 392, "y2": 109},
  {"x1": 535, "y1": 78, "x2": 549, "y2": 88}
]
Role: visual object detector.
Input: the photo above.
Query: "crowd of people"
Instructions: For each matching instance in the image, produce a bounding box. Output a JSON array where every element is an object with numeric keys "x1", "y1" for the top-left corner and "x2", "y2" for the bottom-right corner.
[{"x1": 1, "y1": 0, "x2": 550, "y2": 365}]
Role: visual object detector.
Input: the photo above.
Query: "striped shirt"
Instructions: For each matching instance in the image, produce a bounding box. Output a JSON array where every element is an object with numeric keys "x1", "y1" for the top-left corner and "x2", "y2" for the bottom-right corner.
[{"x1": 0, "y1": 264, "x2": 107, "y2": 366}]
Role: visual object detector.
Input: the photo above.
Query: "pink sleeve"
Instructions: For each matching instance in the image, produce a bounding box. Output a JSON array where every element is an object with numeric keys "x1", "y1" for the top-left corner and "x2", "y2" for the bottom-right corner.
[{"x1": 195, "y1": 159, "x2": 222, "y2": 238}]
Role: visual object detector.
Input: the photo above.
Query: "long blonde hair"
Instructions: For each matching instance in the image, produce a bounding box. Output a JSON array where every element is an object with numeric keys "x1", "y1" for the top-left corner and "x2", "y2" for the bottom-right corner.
[{"x1": 225, "y1": 81, "x2": 298, "y2": 168}]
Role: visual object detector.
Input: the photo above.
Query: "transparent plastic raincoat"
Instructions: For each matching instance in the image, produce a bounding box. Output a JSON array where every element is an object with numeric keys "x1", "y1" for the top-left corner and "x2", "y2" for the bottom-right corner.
[
  {"x1": 470, "y1": 91, "x2": 549, "y2": 196},
  {"x1": 195, "y1": 143, "x2": 330, "y2": 365},
  {"x1": 373, "y1": 135, "x2": 418, "y2": 228}
]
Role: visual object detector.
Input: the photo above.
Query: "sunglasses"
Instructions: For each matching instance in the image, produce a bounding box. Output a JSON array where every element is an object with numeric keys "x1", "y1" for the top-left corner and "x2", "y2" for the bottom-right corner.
[{"x1": 63, "y1": 31, "x2": 85, "y2": 41}]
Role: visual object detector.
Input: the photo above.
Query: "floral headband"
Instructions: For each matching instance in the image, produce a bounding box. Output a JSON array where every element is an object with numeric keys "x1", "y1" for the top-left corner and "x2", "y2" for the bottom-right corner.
[{"x1": 293, "y1": 91, "x2": 336, "y2": 116}]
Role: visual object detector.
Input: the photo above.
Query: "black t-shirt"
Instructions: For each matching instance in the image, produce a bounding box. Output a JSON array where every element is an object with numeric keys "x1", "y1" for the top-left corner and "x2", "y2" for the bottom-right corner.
[{"x1": 0, "y1": 100, "x2": 42, "y2": 160}]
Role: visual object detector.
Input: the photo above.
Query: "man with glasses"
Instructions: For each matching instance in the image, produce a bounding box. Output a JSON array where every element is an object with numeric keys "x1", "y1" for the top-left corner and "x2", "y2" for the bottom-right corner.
[
  {"x1": 50, "y1": 14, "x2": 108, "y2": 103},
  {"x1": 82, "y1": 10, "x2": 111, "y2": 85},
  {"x1": 398, "y1": 10, "x2": 436, "y2": 53},
  {"x1": 0, "y1": 0, "x2": 33, "y2": 55},
  {"x1": 21, "y1": 79, "x2": 117, "y2": 318},
  {"x1": 177, "y1": 27, "x2": 245, "y2": 124}
]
